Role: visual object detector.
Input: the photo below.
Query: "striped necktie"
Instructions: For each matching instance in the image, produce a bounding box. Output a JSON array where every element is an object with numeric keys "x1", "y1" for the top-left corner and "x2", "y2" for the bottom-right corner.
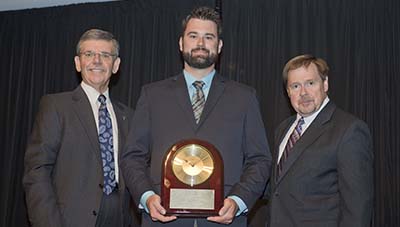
[
  {"x1": 277, "y1": 117, "x2": 305, "y2": 178},
  {"x1": 192, "y1": 81, "x2": 205, "y2": 124}
]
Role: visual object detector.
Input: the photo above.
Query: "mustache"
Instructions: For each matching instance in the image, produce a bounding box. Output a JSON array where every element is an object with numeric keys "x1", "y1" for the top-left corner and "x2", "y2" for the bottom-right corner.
[
  {"x1": 191, "y1": 47, "x2": 210, "y2": 54},
  {"x1": 299, "y1": 96, "x2": 313, "y2": 103}
]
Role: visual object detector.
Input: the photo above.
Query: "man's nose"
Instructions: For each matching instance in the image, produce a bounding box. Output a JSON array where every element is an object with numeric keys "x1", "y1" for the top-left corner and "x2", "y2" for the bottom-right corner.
[
  {"x1": 197, "y1": 37, "x2": 205, "y2": 46},
  {"x1": 93, "y1": 53, "x2": 102, "y2": 63},
  {"x1": 300, "y1": 85, "x2": 307, "y2": 96}
]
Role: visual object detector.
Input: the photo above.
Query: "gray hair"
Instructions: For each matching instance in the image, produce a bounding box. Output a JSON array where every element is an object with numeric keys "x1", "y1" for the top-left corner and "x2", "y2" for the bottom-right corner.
[{"x1": 76, "y1": 29, "x2": 119, "y2": 56}]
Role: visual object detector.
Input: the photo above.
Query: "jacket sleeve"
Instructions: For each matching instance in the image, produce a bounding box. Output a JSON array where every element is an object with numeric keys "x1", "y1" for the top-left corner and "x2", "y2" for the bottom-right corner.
[
  {"x1": 23, "y1": 95, "x2": 63, "y2": 227},
  {"x1": 120, "y1": 86, "x2": 155, "y2": 207},
  {"x1": 338, "y1": 120, "x2": 374, "y2": 227},
  {"x1": 228, "y1": 90, "x2": 272, "y2": 211}
]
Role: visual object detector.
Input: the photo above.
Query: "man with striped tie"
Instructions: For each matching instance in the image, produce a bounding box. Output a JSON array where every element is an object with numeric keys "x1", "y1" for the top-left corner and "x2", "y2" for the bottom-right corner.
[
  {"x1": 266, "y1": 54, "x2": 374, "y2": 227},
  {"x1": 121, "y1": 6, "x2": 271, "y2": 227}
]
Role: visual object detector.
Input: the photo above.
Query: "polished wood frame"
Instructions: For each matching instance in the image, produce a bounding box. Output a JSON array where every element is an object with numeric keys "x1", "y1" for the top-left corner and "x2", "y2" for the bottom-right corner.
[{"x1": 161, "y1": 139, "x2": 224, "y2": 217}]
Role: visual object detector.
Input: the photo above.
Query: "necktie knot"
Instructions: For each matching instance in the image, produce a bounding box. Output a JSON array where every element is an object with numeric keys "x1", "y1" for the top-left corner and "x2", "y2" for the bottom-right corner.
[
  {"x1": 296, "y1": 117, "x2": 305, "y2": 133},
  {"x1": 193, "y1": 81, "x2": 205, "y2": 90},
  {"x1": 98, "y1": 94, "x2": 107, "y2": 105}
]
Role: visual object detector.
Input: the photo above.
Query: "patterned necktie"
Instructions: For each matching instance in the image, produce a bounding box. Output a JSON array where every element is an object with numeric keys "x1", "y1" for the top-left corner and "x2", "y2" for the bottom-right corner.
[
  {"x1": 277, "y1": 117, "x2": 305, "y2": 177},
  {"x1": 98, "y1": 94, "x2": 116, "y2": 195},
  {"x1": 192, "y1": 81, "x2": 205, "y2": 124}
]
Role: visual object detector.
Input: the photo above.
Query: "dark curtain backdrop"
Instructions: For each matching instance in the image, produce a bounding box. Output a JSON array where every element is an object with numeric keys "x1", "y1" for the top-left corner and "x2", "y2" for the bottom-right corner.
[{"x1": 0, "y1": 0, "x2": 399, "y2": 226}]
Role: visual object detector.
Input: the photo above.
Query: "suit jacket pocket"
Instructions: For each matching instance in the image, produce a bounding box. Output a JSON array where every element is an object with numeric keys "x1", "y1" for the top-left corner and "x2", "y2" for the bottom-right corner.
[{"x1": 297, "y1": 193, "x2": 339, "y2": 221}]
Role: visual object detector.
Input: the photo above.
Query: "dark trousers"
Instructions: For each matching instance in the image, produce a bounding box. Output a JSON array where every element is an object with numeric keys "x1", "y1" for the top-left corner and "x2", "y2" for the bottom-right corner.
[{"x1": 95, "y1": 190, "x2": 122, "y2": 227}]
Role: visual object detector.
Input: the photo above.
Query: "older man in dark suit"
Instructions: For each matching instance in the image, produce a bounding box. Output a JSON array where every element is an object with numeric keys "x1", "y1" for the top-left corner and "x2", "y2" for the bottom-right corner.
[
  {"x1": 23, "y1": 29, "x2": 137, "y2": 227},
  {"x1": 266, "y1": 54, "x2": 374, "y2": 227},
  {"x1": 121, "y1": 6, "x2": 271, "y2": 227}
]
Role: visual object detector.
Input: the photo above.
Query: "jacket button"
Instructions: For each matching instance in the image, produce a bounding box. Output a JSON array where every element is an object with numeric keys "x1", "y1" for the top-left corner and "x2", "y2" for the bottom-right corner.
[
  {"x1": 98, "y1": 183, "x2": 104, "y2": 189},
  {"x1": 92, "y1": 210, "x2": 97, "y2": 216}
]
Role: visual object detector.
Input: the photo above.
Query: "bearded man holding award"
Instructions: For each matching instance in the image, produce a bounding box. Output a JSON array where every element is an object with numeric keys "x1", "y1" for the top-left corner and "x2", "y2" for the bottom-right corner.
[{"x1": 121, "y1": 6, "x2": 271, "y2": 227}]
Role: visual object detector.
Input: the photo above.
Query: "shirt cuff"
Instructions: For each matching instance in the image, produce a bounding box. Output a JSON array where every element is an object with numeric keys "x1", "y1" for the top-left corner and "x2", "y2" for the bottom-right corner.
[
  {"x1": 228, "y1": 195, "x2": 248, "y2": 216},
  {"x1": 139, "y1": 190, "x2": 155, "y2": 213}
]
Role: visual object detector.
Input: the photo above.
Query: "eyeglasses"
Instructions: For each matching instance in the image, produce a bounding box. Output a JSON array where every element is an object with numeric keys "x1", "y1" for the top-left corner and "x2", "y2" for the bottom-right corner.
[{"x1": 79, "y1": 51, "x2": 116, "y2": 61}]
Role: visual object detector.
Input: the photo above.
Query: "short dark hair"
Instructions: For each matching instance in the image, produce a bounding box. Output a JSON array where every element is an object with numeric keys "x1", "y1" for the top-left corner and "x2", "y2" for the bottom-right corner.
[
  {"x1": 76, "y1": 29, "x2": 119, "y2": 56},
  {"x1": 182, "y1": 6, "x2": 222, "y2": 38},
  {"x1": 282, "y1": 54, "x2": 329, "y2": 87}
]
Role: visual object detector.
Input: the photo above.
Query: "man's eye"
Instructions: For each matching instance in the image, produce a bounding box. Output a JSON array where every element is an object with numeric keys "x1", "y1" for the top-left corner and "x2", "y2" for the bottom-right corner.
[
  {"x1": 85, "y1": 52, "x2": 94, "y2": 57},
  {"x1": 101, "y1": 53, "x2": 111, "y2": 59}
]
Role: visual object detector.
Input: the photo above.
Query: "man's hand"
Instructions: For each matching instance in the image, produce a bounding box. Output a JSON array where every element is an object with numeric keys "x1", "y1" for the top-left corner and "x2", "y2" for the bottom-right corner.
[
  {"x1": 146, "y1": 194, "x2": 177, "y2": 222},
  {"x1": 207, "y1": 197, "x2": 238, "y2": 224}
]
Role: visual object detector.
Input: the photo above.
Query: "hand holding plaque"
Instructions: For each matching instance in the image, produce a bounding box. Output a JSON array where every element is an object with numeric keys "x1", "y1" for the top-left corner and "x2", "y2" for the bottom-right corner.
[{"x1": 161, "y1": 139, "x2": 224, "y2": 217}]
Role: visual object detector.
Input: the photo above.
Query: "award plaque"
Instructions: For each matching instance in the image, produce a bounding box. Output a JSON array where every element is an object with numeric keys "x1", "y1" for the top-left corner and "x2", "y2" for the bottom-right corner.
[{"x1": 161, "y1": 139, "x2": 224, "y2": 217}]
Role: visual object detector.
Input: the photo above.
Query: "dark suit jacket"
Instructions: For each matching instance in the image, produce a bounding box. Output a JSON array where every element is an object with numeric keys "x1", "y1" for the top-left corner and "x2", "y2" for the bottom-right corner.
[
  {"x1": 266, "y1": 101, "x2": 374, "y2": 227},
  {"x1": 121, "y1": 73, "x2": 271, "y2": 227},
  {"x1": 23, "y1": 86, "x2": 136, "y2": 227}
]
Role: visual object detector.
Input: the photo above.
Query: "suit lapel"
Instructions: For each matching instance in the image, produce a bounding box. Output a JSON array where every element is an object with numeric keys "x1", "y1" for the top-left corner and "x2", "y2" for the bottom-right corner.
[
  {"x1": 71, "y1": 86, "x2": 102, "y2": 166},
  {"x1": 113, "y1": 101, "x2": 129, "y2": 192},
  {"x1": 273, "y1": 117, "x2": 295, "y2": 182},
  {"x1": 172, "y1": 73, "x2": 226, "y2": 131},
  {"x1": 275, "y1": 102, "x2": 336, "y2": 185},
  {"x1": 173, "y1": 74, "x2": 198, "y2": 131},
  {"x1": 113, "y1": 101, "x2": 128, "y2": 160},
  {"x1": 197, "y1": 74, "x2": 225, "y2": 129}
]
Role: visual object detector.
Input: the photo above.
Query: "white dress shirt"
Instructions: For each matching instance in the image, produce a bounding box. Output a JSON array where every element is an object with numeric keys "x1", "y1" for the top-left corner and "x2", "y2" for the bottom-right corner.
[
  {"x1": 80, "y1": 81, "x2": 120, "y2": 182},
  {"x1": 278, "y1": 97, "x2": 330, "y2": 162}
]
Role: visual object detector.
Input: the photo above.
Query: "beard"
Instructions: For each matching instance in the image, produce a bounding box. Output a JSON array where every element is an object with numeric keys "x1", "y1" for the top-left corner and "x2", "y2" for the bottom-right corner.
[{"x1": 182, "y1": 47, "x2": 218, "y2": 69}]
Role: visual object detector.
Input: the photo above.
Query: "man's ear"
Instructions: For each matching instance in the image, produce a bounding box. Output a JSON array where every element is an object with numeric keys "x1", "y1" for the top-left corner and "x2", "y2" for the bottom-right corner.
[
  {"x1": 179, "y1": 37, "x2": 183, "y2": 52},
  {"x1": 323, "y1": 76, "x2": 329, "y2": 93},
  {"x1": 286, "y1": 87, "x2": 291, "y2": 98},
  {"x1": 218, "y1": 39, "x2": 223, "y2": 54},
  {"x1": 112, "y1": 57, "x2": 121, "y2": 74},
  {"x1": 74, "y1": 56, "x2": 82, "y2": 72}
]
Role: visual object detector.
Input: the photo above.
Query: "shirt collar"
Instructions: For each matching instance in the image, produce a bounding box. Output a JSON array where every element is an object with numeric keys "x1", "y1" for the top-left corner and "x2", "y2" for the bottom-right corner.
[
  {"x1": 297, "y1": 96, "x2": 330, "y2": 126},
  {"x1": 80, "y1": 81, "x2": 110, "y2": 105},
  {"x1": 183, "y1": 69, "x2": 215, "y2": 90}
]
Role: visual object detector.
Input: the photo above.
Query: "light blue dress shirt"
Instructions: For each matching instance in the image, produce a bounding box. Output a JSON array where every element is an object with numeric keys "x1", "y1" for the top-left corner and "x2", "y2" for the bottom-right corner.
[{"x1": 183, "y1": 69, "x2": 215, "y2": 101}]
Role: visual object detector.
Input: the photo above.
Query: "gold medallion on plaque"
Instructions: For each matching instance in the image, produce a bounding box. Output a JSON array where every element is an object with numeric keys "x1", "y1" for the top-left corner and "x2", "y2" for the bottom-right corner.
[{"x1": 172, "y1": 144, "x2": 214, "y2": 186}]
